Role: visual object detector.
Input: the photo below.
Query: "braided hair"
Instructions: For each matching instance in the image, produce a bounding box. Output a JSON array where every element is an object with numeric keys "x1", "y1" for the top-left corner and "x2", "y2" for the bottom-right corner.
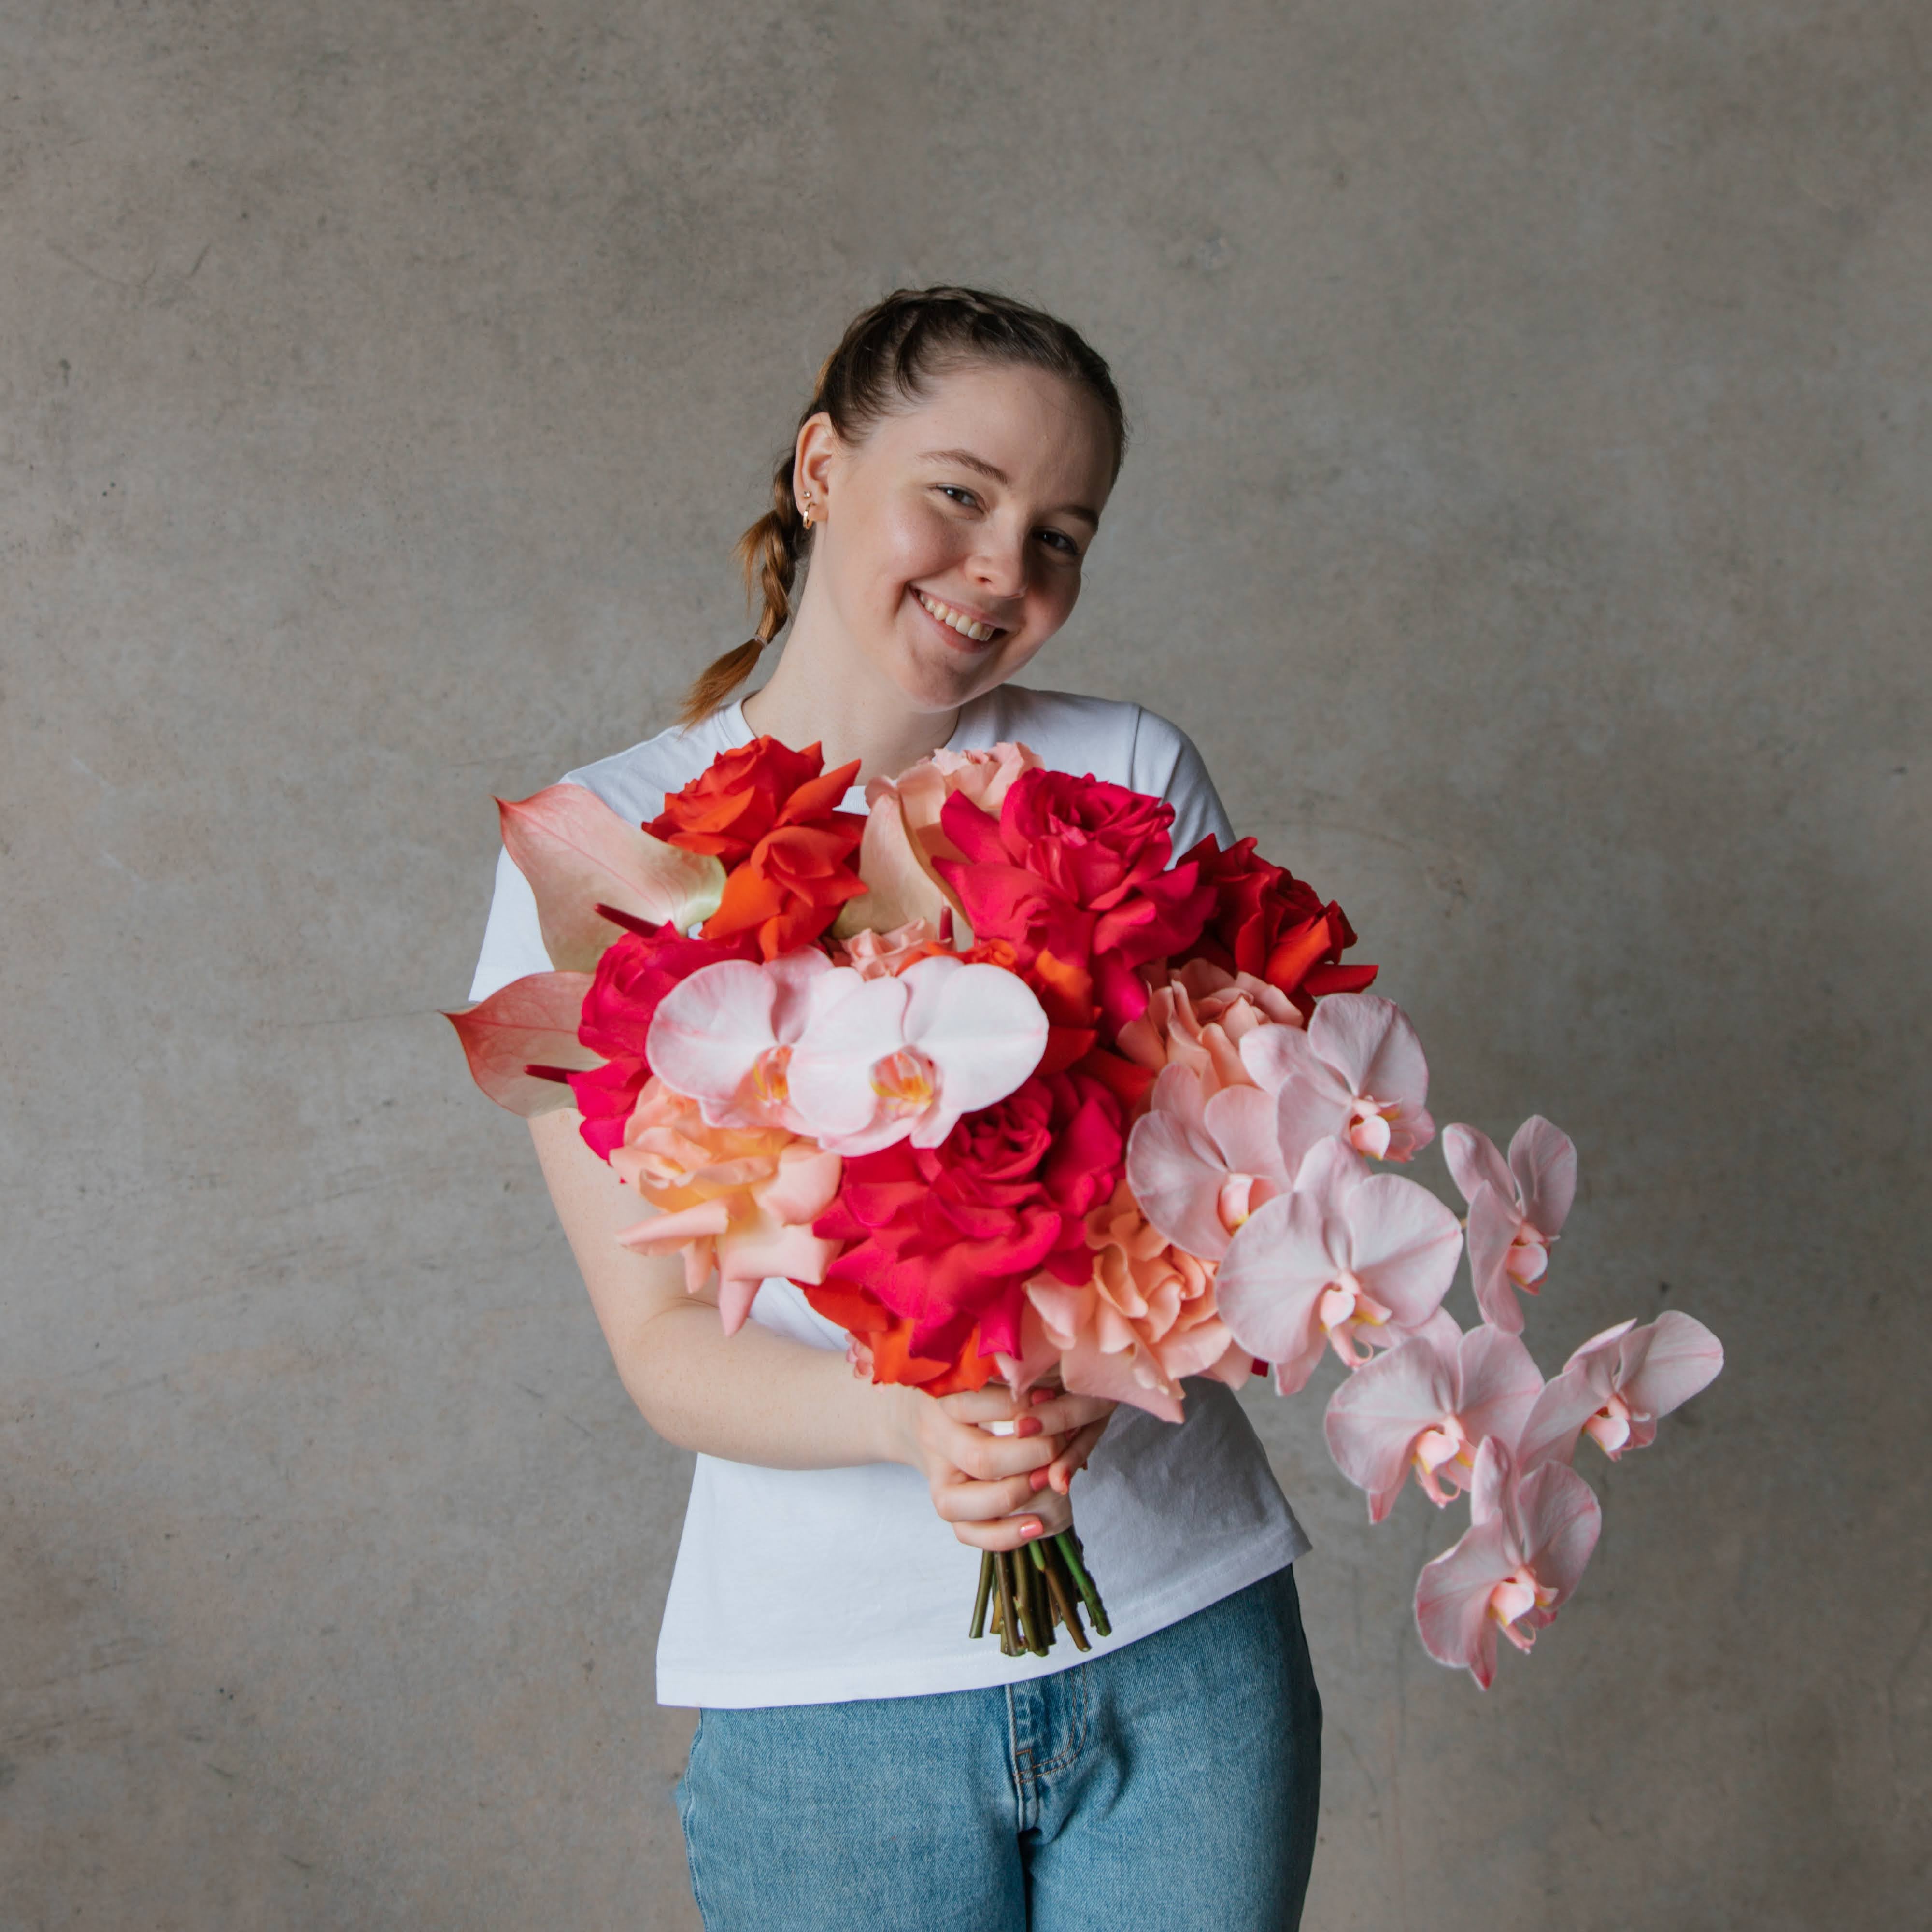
[{"x1": 678, "y1": 286, "x2": 1127, "y2": 727}]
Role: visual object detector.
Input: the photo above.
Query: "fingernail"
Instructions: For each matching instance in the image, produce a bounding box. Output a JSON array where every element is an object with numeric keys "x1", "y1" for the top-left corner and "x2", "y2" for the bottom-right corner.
[
  {"x1": 1020, "y1": 1520, "x2": 1043, "y2": 1538},
  {"x1": 1029, "y1": 1468, "x2": 1051, "y2": 1492},
  {"x1": 1030, "y1": 1388, "x2": 1053, "y2": 1406},
  {"x1": 1014, "y1": 1416, "x2": 1044, "y2": 1438}
]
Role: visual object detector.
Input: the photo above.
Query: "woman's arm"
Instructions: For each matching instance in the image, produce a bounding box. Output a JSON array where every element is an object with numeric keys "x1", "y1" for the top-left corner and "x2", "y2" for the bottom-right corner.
[{"x1": 528, "y1": 1111, "x2": 1111, "y2": 1550}]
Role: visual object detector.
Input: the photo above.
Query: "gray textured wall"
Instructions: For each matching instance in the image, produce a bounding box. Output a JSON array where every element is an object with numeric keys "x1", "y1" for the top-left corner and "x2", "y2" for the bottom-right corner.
[{"x1": 3, "y1": 2, "x2": 1925, "y2": 1926}]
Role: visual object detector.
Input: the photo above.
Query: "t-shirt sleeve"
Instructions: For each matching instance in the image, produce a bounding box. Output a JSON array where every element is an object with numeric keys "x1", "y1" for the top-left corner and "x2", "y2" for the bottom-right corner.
[
  {"x1": 1130, "y1": 707, "x2": 1236, "y2": 854},
  {"x1": 468, "y1": 845, "x2": 554, "y2": 1001}
]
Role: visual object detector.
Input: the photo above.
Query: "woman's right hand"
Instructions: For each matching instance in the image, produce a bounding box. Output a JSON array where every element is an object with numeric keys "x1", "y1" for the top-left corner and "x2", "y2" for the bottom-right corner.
[{"x1": 882, "y1": 1383, "x2": 1113, "y2": 1551}]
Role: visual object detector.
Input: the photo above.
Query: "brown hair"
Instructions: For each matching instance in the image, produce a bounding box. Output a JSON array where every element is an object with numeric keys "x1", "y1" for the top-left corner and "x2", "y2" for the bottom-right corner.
[{"x1": 678, "y1": 286, "x2": 1128, "y2": 727}]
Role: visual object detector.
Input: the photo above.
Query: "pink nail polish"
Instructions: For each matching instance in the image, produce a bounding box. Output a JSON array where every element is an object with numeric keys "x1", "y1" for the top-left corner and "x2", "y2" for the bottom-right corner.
[
  {"x1": 1029, "y1": 1468, "x2": 1050, "y2": 1492},
  {"x1": 1021, "y1": 1520, "x2": 1043, "y2": 1538},
  {"x1": 1014, "y1": 1416, "x2": 1043, "y2": 1438}
]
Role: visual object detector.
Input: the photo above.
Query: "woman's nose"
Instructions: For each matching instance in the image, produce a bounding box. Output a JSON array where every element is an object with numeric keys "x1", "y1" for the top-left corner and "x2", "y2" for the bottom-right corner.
[{"x1": 966, "y1": 521, "x2": 1028, "y2": 600}]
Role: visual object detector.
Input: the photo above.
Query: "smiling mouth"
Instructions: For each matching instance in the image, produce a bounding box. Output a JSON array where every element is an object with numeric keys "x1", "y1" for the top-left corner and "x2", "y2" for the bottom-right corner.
[{"x1": 915, "y1": 589, "x2": 1007, "y2": 645}]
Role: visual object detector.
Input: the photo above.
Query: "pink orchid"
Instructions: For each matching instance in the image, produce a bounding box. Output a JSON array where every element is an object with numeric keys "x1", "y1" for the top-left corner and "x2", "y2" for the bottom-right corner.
[
  {"x1": 1414, "y1": 1436, "x2": 1601, "y2": 1689},
  {"x1": 642, "y1": 950, "x2": 840, "y2": 1134},
  {"x1": 834, "y1": 741, "x2": 1043, "y2": 938},
  {"x1": 497, "y1": 785, "x2": 725, "y2": 970},
  {"x1": 444, "y1": 970, "x2": 599, "y2": 1115},
  {"x1": 1442, "y1": 1117, "x2": 1578, "y2": 1333},
  {"x1": 1018, "y1": 1181, "x2": 1251, "y2": 1422},
  {"x1": 611, "y1": 1078, "x2": 844, "y2": 1332},
  {"x1": 1214, "y1": 1137, "x2": 1466, "y2": 1394},
  {"x1": 1124, "y1": 1064, "x2": 1292, "y2": 1262},
  {"x1": 1115, "y1": 960, "x2": 1303, "y2": 1096},
  {"x1": 1516, "y1": 1311, "x2": 1724, "y2": 1471},
  {"x1": 1323, "y1": 1319, "x2": 1545, "y2": 1521},
  {"x1": 1240, "y1": 993, "x2": 1436, "y2": 1167},
  {"x1": 646, "y1": 952, "x2": 1048, "y2": 1155}
]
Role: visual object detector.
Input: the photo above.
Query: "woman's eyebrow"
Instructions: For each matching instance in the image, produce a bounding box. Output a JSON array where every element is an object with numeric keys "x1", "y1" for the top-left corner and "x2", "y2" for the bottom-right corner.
[{"x1": 918, "y1": 449, "x2": 1099, "y2": 527}]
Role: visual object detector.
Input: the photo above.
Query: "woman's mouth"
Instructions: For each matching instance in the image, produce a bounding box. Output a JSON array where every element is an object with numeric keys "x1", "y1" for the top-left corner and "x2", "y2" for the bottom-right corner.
[{"x1": 914, "y1": 589, "x2": 1007, "y2": 647}]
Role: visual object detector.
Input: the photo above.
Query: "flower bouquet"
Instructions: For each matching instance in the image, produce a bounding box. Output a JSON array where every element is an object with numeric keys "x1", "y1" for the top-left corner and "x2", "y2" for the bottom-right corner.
[{"x1": 450, "y1": 735, "x2": 1722, "y2": 1682}]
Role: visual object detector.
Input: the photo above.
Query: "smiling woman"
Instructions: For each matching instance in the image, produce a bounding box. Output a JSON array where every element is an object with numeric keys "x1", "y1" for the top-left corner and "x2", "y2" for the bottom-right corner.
[{"x1": 470, "y1": 288, "x2": 1321, "y2": 1931}]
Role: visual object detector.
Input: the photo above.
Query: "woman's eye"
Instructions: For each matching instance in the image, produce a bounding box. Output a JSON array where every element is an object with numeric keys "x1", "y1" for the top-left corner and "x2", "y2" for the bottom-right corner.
[
  {"x1": 938, "y1": 485, "x2": 980, "y2": 508},
  {"x1": 1036, "y1": 527, "x2": 1081, "y2": 559}
]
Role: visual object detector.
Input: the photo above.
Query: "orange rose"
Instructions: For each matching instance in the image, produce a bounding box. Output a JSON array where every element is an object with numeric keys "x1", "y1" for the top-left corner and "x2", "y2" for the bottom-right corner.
[
  {"x1": 650, "y1": 736, "x2": 867, "y2": 959},
  {"x1": 648, "y1": 736, "x2": 851, "y2": 866}
]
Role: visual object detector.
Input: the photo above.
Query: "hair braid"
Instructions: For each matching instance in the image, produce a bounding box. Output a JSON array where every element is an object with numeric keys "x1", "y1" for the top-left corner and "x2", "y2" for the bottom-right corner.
[
  {"x1": 677, "y1": 446, "x2": 810, "y2": 728},
  {"x1": 677, "y1": 286, "x2": 1126, "y2": 728}
]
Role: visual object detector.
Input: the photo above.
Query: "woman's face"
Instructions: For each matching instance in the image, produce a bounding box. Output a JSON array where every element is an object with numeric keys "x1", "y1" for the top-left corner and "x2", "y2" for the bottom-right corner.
[{"x1": 796, "y1": 361, "x2": 1118, "y2": 715}]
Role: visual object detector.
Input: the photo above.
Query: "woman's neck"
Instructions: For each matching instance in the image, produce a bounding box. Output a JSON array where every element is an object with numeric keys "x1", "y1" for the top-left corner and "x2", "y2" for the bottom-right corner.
[{"x1": 739, "y1": 613, "x2": 962, "y2": 784}]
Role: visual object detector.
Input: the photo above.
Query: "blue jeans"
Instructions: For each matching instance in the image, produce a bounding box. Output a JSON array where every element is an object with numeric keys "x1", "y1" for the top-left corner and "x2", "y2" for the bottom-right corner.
[{"x1": 674, "y1": 1564, "x2": 1321, "y2": 1930}]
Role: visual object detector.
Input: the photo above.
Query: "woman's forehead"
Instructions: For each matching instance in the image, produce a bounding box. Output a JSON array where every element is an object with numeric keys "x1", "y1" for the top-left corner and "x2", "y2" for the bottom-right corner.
[{"x1": 864, "y1": 362, "x2": 1116, "y2": 498}]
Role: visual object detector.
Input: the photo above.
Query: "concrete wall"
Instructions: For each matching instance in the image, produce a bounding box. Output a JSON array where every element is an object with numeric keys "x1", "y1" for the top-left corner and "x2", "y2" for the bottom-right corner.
[{"x1": 3, "y1": 3, "x2": 1925, "y2": 1925}]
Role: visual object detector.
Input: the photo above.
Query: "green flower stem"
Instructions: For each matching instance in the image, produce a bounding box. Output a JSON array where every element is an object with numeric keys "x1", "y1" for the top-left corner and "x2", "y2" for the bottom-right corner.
[
  {"x1": 970, "y1": 1550, "x2": 994, "y2": 1641},
  {"x1": 1054, "y1": 1532, "x2": 1111, "y2": 1637}
]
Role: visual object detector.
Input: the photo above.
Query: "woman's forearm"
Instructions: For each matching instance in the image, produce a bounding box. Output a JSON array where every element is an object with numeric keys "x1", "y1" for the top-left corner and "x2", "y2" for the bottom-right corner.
[
  {"x1": 529, "y1": 1109, "x2": 913, "y2": 1471},
  {"x1": 619, "y1": 1296, "x2": 910, "y2": 1469}
]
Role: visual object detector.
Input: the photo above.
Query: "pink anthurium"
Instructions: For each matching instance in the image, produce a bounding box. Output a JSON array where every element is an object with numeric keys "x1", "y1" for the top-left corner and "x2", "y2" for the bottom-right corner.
[
  {"x1": 1442, "y1": 1117, "x2": 1578, "y2": 1333},
  {"x1": 1124, "y1": 1064, "x2": 1292, "y2": 1262},
  {"x1": 1414, "y1": 1436, "x2": 1602, "y2": 1689},
  {"x1": 1516, "y1": 1310, "x2": 1724, "y2": 1471},
  {"x1": 498, "y1": 785, "x2": 725, "y2": 971},
  {"x1": 1214, "y1": 1138, "x2": 1465, "y2": 1395},
  {"x1": 1323, "y1": 1319, "x2": 1545, "y2": 1521},
  {"x1": 1240, "y1": 993, "x2": 1436, "y2": 1168},
  {"x1": 444, "y1": 971, "x2": 598, "y2": 1115}
]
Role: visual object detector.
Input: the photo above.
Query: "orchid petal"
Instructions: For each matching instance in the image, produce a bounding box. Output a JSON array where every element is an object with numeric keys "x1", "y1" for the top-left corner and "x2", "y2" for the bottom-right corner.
[
  {"x1": 1620, "y1": 1311, "x2": 1724, "y2": 1420},
  {"x1": 1466, "y1": 1182, "x2": 1528, "y2": 1333},
  {"x1": 1324, "y1": 1334, "x2": 1458, "y2": 1515},
  {"x1": 1214, "y1": 1192, "x2": 1336, "y2": 1377},
  {"x1": 1125, "y1": 1108, "x2": 1236, "y2": 1261},
  {"x1": 1514, "y1": 1366, "x2": 1603, "y2": 1473},
  {"x1": 1453, "y1": 1325, "x2": 1545, "y2": 1455},
  {"x1": 1415, "y1": 1515, "x2": 1514, "y2": 1689},
  {"x1": 1203, "y1": 1085, "x2": 1290, "y2": 1190},
  {"x1": 1308, "y1": 994, "x2": 1430, "y2": 1114},
  {"x1": 1516, "y1": 1461, "x2": 1602, "y2": 1606},
  {"x1": 786, "y1": 975, "x2": 912, "y2": 1137},
  {"x1": 1441, "y1": 1123, "x2": 1513, "y2": 1208},
  {"x1": 445, "y1": 971, "x2": 597, "y2": 1115},
  {"x1": 645, "y1": 961, "x2": 778, "y2": 1119},
  {"x1": 498, "y1": 786, "x2": 725, "y2": 970},
  {"x1": 899, "y1": 956, "x2": 1050, "y2": 1141},
  {"x1": 1273, "y1": 1069, "x2": 1353, "y2": 1172},
  {"x1": 1344, "y1": 1174, "x2": 1465, "y2": 1327},
  {"x1": 1507, "y1": 1115, "x2": 1578, "y2": 1237},
  {"x1": 1237, "y1": 1021, "x2": 1318, "y2": 1096}
]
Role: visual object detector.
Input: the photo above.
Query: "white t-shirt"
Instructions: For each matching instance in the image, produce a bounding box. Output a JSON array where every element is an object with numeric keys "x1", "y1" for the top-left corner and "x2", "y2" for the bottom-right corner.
[{"x1": 471, "y1": 683, "x2": 1309, "y2": 1708}]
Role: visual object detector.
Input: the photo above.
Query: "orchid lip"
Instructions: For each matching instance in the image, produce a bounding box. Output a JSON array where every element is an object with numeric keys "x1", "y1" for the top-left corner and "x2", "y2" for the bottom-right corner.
[{"x1": 914, "y1": 588, "x2": 1009, "y2": 645}]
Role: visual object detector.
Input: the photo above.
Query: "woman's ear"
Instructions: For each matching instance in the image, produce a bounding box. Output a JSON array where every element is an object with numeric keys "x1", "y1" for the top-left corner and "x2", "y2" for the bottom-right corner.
[{"x1": 794, "y1": 412, "x2": 839, "y2": 523}]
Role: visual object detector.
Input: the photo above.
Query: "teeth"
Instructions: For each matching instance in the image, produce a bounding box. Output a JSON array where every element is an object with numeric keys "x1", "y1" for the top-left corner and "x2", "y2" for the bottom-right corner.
[{"x1": 918, "y1": 592, "x2": 1000, "y2": 643}]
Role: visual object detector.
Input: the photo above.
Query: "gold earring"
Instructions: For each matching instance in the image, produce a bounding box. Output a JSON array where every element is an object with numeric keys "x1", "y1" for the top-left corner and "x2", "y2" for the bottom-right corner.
[{"x1": 800, "y1": 494, "x2": 815, "y2": 530}]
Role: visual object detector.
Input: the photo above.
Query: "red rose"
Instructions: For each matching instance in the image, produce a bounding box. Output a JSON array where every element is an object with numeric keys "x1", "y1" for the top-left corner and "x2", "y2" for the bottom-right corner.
[
  {"x1": 565, "y1": 924, "x2": 759, "y2": 1158},
  {"x1": 933, "y1": 771, "x2": 1214, "y2": 1055},
  {"x1": 1175, "y1": 835, "x2": 1377, "y2": 1014},
  {"x1": 812, "y1": 1070, "x2": 1126, "y2": 1372}
]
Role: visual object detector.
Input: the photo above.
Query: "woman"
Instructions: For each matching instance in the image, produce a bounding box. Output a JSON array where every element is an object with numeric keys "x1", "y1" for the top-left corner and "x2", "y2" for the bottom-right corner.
[{"x1": 470, "y1": 288, "x2": 1322, "y2": 1929}]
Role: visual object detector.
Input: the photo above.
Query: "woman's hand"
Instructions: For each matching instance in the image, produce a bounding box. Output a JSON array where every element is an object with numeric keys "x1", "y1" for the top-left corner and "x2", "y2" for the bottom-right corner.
[{"x1": 881, "y1": 1381, "x2": 1117, "y2": 1551}]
